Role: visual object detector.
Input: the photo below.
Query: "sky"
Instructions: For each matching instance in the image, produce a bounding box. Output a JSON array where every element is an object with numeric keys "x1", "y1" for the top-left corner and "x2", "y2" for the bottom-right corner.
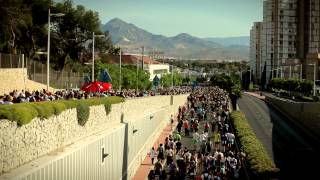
[{"x1": 64, "y1": 0, "x2": 263, "y2": 38}]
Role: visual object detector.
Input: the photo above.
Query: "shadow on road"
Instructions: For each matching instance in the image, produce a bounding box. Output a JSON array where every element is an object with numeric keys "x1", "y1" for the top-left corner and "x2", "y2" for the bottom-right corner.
[{"x1": 267, "y1": 103, "x2": 320, "y2": 179}]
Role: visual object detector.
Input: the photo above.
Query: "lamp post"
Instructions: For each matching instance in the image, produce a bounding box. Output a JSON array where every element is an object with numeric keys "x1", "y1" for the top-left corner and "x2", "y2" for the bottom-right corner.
[
  {"x1": 119, "y1": 47, "x2": 122, "y2": 91},
  {"x1": 47, "y1": 8, "x2": 64, "y2": 91},
  {"x1": 171, "y1": 64, "x2": 174, "y2": 88},
  {"x1": 92, "y1": 32, "x2": 105, "y2": 82}
]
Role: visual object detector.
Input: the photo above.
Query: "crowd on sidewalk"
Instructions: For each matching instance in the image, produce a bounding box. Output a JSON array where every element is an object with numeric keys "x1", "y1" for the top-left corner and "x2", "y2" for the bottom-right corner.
[
  {"x1": 148, "y1": 86, "x2": 245, "y2": 180},
  {"x1": 0, "y1": 86, "x2": 192, "y2": 104}
]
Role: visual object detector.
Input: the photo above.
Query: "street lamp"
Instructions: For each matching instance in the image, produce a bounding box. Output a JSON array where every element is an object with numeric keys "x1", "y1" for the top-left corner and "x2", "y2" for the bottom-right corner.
[
  {"x1": 92, "y1": 32, "x2": 105, "y2": 82},
  {"x1": 171, "y1": 64, "x2": 174, "y2": 88},
  {"x1": 119, "y1": 47, "x2": 122, "y2": 91},
  {"x1": 47, "y1": 8, "x2": 65, "y2": 91},
  {"x1": 308, "y1": 63, "x2": 317, "y2": 96}
]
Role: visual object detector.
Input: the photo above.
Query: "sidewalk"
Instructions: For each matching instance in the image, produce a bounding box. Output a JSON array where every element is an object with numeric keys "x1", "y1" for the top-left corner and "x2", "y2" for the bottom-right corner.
[
  {"x1": 132, "y1": 122, "x2": 176, "y2": 180},
  {"x1": 245, "y1": 91, "x2": 265, "y2": 100}
]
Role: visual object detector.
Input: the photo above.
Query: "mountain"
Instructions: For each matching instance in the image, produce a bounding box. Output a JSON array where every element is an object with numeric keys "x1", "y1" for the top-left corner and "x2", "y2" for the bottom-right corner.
[
  {"x1": 102, "y1": 18, "x2": 249, "y2": 60},
  {"x1": 203, "y1": 36, "x2": 250, "y2": 47}
]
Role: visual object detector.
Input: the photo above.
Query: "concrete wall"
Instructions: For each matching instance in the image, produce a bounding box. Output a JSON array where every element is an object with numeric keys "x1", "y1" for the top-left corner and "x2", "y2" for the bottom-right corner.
[
  {"x1": 265, "y1": 94, "x2": 320, "y2": 138},
  {"x1": 0, "y1": 68, "x2": 54, "y2": 95},
  {"x1": 0, "y1": 94, "x2": 188, "y2": 180}
]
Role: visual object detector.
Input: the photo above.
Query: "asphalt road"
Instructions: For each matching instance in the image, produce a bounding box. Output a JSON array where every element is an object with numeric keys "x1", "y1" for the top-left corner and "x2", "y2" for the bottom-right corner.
[{"x1": 238, "y1": 93, "x2": 320, "y2": 179}]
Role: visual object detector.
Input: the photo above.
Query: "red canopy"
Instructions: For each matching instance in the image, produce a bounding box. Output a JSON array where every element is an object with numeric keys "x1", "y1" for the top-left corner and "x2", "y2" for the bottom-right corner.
[{"x1": 81, "y1": 81, "x2": 112, "y2": 92}]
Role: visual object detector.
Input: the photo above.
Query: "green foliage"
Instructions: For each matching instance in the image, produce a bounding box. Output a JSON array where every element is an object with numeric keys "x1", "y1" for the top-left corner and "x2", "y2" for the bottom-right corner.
[
  {"x1": 0, "y1": 0, "x2": 114, "y2": 72},
  {"x1": 231, "y1": 111, "x2": 279, "y2": 178},
  {"x1": 211, "y1": 73, "x2": 242, "y2": 99},
  {"x1": 0, "y1": 97, "x2": 124, "y2": 126},
  {"x1": 269, "y1": 78, "x2": 313, "y2": 96},
  {"x1": 95, "y1": 61, "x2": 152, "y2": 90},
  {"x1": 104, "y1": 103, "x2": 111, "y2": 115},
  {"x1": 160, "y1": 72, "x2": 183, "y2": 87},
  {"x1": 12, "y1": 105, "x2": 38, "y2": 126},
  {"x1": 76, "y1": 102, "x2": 90, "y2": 126},
  {"x1": 51, "y1": 102, "x2": 67, "y2": 115},
  {"x1": 31, "y1": 102, "x2": 55, "y2": 119},
  {"x1": 182, "y1": 75, "x2": 197, "y2": 84}
]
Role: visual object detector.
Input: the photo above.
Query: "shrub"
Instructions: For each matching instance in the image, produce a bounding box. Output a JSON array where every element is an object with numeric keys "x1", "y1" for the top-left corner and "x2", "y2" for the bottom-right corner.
[
  {"x1": 104, "y1": 103, "x2": 111, "y2": 115},
  {"x1": 31, "y1": 102, "x2": 55, "y2": 119},
  {"x1": 76, "y1": 102, "x2": 90, "y2": 126},
  {"x1": 231, "y1": 111, "x2": 279, "y2": 178},
  {"x1": 51, "y1": 102, "x2": 67, "y2": 115},
  {"x1": 0, "y1": 96, "x2": 124, "y2": 126},
  {"x1": 269, "y1": 78, "x2": 313, "y2": 96},
  {"x1": 12, "y1": 105, "x2": 38, "y2": 126}
]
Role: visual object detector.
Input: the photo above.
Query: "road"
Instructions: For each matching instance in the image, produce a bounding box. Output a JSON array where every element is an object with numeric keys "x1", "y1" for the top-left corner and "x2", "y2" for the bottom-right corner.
[{"x1": 238, "y1": 93, "x2": 320, "y2": 179}]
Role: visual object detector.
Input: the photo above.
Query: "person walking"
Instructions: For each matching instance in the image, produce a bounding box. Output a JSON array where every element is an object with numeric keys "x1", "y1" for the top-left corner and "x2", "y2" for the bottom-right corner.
[
  {"x1": 150, "y1": 147, "x2": 157, "y2": 165},
  {"x1": 213, "y1": 132, "x2": 221, "y2": 151},
  {"x1": 183, "y1": 119, "x2": 189, "y2": 136}
]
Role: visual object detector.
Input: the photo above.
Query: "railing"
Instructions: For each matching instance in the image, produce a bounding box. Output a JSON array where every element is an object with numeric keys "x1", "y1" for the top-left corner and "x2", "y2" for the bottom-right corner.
[
  {"x1": 0, "y1": 53, "x2": 86, "y2": 89},
  {"x1": 0, "y1": 53, "x2": 25, "y2": 68}
]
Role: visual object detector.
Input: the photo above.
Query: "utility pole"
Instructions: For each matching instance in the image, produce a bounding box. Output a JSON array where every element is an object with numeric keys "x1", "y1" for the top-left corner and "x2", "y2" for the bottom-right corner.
[
  {"x1": 119, "y1": 47, "x2": 122, "y2": 92},
  {"x1": 142, "y1": 46, "x2": 144, "y2": 70},
  {"x1": 136, "y1": 54, "x2": 138, "y2": 92}
]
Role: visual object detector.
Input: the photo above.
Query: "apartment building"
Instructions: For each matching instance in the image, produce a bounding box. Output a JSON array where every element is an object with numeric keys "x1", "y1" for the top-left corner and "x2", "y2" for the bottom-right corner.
[
  {"x1": 251, "y1": 0, "x2": 320, "y2": 85},
  {"x1": 250, "y1": 22, "x2": 263, "y2": 83}
]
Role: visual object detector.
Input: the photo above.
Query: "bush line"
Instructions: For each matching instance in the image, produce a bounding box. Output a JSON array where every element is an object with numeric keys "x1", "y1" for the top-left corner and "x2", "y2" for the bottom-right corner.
[
  {"x1": 230, "y1": 111, "x2": 279, "y2": 178},
  {"x1": 0, "y1": 96, "x2": 124, "y2": 126}
]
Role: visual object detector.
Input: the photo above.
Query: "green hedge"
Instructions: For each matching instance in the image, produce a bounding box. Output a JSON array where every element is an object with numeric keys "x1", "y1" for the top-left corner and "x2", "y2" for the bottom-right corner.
[
  {"x1": 0, "y1": 96, "x2": 124, "y2": 126},
  {"x1": 269, "y1": 78, "x2": 313, "y2": 96},
  {"x1": 231, "y1": 111, "x2": 279, "y2": 178}
]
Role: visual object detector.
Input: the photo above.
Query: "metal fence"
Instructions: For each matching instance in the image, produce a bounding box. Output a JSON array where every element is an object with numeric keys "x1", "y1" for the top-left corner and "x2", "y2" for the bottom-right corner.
[
  {"x1": 0, "y1": 52, "x2": 86, "y2": 89},
  {"x1": 0, "y1": 53, "x2": 25, "y2": 68},
  {"x1": 26, "y1": 59, "x2": 86, "y2": 89}
]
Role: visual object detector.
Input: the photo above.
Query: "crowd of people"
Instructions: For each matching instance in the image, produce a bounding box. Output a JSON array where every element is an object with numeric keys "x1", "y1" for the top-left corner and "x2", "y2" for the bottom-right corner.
[
  {"x1": 148, "y1": 87, "x2": 245, "y2": 180},
  {"x1": 0, "y1": 86, "x2": 193, "y2": 104}
]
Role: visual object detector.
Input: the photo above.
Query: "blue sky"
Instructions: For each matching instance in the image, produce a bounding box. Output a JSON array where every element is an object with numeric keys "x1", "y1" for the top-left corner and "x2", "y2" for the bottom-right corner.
[{"x1": 64, "y1": 0, "x2": 263, "y2": 38}]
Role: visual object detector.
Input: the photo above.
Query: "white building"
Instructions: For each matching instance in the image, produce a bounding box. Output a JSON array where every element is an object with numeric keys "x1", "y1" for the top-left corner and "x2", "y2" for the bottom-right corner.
[{"x1": 144, "y1": 64, "x2": 170, "y2": 81}]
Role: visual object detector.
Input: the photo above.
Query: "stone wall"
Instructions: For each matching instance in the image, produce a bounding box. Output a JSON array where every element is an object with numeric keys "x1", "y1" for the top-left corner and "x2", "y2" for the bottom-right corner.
[
  {"x1": 0, "y1": 68, "x2": 54, "y2": 95},
  {"x1": 0, "y1": 94, "x2": 188, "y2": 178}
]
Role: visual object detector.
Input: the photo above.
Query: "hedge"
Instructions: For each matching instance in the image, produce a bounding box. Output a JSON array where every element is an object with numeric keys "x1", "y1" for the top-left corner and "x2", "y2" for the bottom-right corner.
[
  {"x1": 269, "y1": 78, "x2": 313, "y2": 96},
  {"x1": 0, "y1": 96, "x2": 124, "y2": 126},
  {"x1": 231, "y1": 111, "x2": 279, "y2": 178}
]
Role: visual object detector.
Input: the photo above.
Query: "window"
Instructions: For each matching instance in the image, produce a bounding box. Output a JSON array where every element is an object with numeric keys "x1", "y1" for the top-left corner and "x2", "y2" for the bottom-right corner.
[{"x1": 289, "y1": 3, "x2": 293, "y2": 8}]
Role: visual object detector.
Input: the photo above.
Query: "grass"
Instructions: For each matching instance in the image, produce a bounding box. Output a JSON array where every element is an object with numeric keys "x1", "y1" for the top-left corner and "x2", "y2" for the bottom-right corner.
[
  {"x1": 0, "y1": 96, "x2": 124, "y2": 126},
  {"x1": 231, "y1": 111, "x2": 279, "y2": 179}
]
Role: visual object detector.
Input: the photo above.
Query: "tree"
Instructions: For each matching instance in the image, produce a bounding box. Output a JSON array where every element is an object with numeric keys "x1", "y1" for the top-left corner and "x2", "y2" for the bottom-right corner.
[
  {"x1": 95, "y1": 61, "x2": 151, "y2": 90},
  {"x1": 50, "y1": 1, "x2": 113, "y2": 70},
  {"x1": 211, "y1": 73, "x2": 242, "y2": 110}
]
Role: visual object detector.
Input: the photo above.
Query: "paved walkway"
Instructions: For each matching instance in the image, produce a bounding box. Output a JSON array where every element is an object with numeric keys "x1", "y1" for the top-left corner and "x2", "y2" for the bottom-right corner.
[
  {"x1": 244, "y1": 91, "x2": 265, "y2": 100},
  {"x1": 132, "y1": 122, "x2": 176, "y2": 180}
]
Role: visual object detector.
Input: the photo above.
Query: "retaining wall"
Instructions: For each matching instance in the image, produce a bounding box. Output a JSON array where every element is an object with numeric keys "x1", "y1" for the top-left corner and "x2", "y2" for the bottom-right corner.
[
  {"x1": 0, "y1": 94, "x2": 188, "y2": 180},
  {"x1": 265, "y1": 94, "x2": 320, "y2": 139}
]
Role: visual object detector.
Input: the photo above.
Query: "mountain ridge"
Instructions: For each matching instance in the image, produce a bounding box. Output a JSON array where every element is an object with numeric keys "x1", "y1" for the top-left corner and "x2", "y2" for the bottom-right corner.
[{"x1": 102, "y1": 18, "x2": 249, "y2": 60}]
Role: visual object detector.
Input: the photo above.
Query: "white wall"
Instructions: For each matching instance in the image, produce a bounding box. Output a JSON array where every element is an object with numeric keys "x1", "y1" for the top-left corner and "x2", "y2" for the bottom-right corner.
[{"x1": 0, "y1": 94, "x2": 188, "y2": 180}]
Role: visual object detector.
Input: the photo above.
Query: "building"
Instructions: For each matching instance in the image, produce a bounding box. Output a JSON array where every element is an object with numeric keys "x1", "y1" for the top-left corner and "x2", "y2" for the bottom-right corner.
[
  {"x1": 104, "y1": 53, "x2": 170, "y2": 81},
  {"x1": 250, "y1": 22, "x2": 263, "y2": 83},
  {"x1": 251, "y1": 0, "x2": 320, "y2": 85},
  {"x1": 144, "y1": 64, "x2": 170, "y2": 81}
]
